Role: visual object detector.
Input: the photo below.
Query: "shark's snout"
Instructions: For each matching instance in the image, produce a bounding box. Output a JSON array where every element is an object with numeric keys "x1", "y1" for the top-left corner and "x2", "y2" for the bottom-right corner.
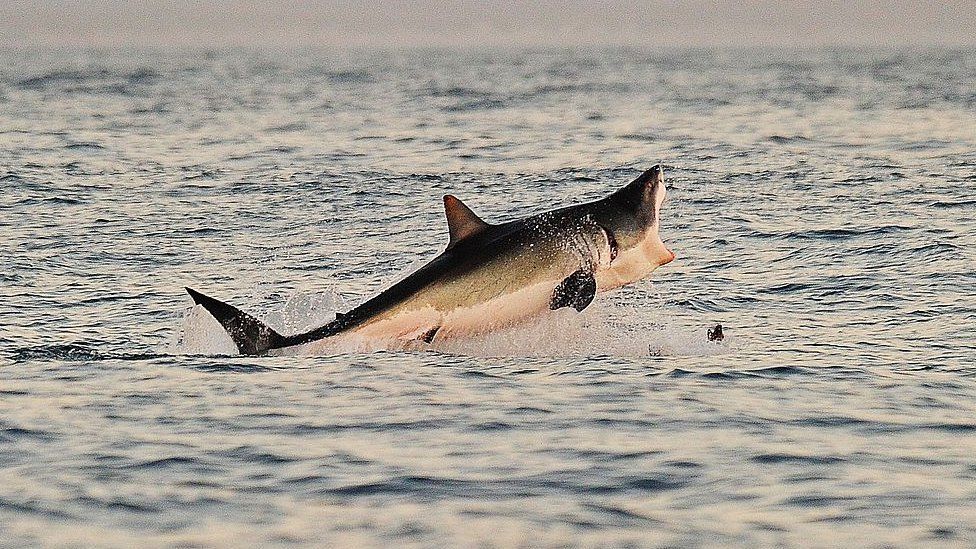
[
  {"x1": 649, "y1": 164, "x2": 663, "y2": 182},
  {"x1": 637, "y1": 164, "x2": 664, "y2": 188}
]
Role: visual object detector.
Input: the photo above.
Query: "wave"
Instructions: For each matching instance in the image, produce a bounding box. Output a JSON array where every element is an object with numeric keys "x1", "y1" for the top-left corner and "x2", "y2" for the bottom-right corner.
[
  {"x1": 15, "y1": 67, "x2": 159, "y2": 95},
  {"x1": 8, "y1": 344, "x2": 163, "y2": 363}
]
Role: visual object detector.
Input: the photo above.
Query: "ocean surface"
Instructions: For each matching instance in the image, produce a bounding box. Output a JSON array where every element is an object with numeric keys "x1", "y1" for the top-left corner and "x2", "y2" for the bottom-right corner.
[{"x1": 1, "y1": 47, "x2": 975, "y2": 547}]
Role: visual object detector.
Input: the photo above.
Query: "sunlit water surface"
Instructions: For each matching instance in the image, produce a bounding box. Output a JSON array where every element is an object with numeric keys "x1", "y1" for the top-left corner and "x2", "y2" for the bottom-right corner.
[{"x1": 2, "y1": 47, "x2": 975, "y2": 547}]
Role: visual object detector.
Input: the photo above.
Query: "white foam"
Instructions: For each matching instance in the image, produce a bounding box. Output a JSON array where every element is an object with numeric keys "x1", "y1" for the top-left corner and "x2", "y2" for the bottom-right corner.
[{"x1": 170, "y1": 304, "x2": 239, "y2": 356}]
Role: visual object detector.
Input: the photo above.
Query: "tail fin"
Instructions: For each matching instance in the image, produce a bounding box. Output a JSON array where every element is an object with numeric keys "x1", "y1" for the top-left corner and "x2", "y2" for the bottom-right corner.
[{"x1": 185, "y1": 287, "x2": 287, "y2": 355}]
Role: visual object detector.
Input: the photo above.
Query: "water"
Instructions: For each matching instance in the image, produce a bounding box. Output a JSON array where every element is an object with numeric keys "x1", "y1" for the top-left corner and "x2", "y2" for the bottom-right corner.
[{"x1": 2, "y1": 47, "x2": 975, "y2": 546}]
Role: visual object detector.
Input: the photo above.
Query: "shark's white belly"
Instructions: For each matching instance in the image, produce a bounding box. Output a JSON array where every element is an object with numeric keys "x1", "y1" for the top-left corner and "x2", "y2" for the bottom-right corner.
[
  {"x1": 321, "y1": 278, "x2": 561, "y2": 347},
  {"x1": 437, "y1": 279, "x2": 558, "y2": 338}
]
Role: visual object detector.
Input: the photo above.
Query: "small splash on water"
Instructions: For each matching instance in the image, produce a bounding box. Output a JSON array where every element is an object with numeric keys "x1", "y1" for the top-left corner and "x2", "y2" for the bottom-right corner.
[
  {"x1": 171, "y1": 306, "x2": 239, "y2": 356},
  {"x1": 264, "y1": 289, "x2": 348, "y2": 336}
]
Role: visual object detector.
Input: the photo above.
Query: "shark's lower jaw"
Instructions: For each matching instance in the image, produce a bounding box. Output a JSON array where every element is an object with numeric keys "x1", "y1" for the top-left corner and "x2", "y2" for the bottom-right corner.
[{"x1": 595, "y1": 229, "x2": 672, "y2": 291}]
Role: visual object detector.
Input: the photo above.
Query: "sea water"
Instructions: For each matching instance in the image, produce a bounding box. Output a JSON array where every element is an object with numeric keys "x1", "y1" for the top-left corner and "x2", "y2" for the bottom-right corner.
[{"x1": 2, "y1": 47, "x2": 975, "y2": 546}]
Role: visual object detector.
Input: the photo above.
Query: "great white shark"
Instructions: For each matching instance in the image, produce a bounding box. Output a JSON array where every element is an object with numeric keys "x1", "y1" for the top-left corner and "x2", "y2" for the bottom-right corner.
[{"x1": 186, "y1": 165, "x2": 674, "y2": 355}]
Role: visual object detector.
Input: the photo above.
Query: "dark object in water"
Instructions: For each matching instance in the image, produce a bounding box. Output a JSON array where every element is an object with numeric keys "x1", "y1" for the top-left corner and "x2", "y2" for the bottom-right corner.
[{"x1": 707, "y1": 324, "x2": 724, "y2": 342}]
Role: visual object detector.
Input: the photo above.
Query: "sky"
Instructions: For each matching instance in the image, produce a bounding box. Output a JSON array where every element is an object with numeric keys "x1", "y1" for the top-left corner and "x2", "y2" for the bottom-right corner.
[{"x1": 1, "y1": 0, "x2": 974, "y2": 49}]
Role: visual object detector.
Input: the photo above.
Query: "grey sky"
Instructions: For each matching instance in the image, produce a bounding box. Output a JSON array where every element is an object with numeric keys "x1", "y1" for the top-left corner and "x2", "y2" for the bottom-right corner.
[{"x1": 2, "y1": 0, "x2": 974, "y2": 49}]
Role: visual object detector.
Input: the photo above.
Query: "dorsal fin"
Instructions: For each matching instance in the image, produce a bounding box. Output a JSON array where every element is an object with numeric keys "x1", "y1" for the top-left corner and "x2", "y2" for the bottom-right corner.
[{"x1": 443, "y1": 195, "x2": 489, "y2": 249}]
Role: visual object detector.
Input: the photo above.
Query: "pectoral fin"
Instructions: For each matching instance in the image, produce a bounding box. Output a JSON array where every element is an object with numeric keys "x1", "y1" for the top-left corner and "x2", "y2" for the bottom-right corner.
[{"x1": 549, "y1": 269, "x2": 597, "y2": 312}]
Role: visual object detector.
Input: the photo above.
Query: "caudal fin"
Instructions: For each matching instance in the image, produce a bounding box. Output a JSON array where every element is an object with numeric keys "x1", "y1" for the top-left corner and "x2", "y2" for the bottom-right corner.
[{"x1": 185, "y1": 287, "x2": 287, "y2": 355}]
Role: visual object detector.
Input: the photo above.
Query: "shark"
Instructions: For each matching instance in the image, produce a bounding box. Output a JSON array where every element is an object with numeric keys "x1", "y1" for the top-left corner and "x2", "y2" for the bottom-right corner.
[{"x1": 185, "y1": 165, "x2": 674, "y2": 355}]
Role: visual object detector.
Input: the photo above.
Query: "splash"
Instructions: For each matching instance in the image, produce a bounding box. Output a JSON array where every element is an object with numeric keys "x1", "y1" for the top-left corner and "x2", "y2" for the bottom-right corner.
[
  {"x1": 172, "y1": 306, "x2": 239, "y2": 356},
  {"x1": 172, "y1": 289, "x2": 730, "y2": 359}
]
